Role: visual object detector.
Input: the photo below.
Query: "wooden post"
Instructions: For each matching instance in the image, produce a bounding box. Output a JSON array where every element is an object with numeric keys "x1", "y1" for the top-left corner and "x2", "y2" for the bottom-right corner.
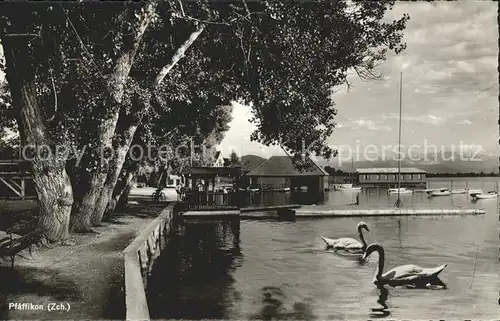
[{"x1": 20, "y1": 178, "x2": 25, "y2": 200}]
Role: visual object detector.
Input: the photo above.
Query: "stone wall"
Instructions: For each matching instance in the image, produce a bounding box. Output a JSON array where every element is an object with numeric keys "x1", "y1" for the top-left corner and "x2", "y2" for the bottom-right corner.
[{"x1": 123, "y1": 204, "x2": 176, "y2": 321}]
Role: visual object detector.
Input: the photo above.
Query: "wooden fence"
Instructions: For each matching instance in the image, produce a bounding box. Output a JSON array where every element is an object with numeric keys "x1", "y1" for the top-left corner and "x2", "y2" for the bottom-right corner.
[{"x1": 184, "y1": 191, "x2": 239, "y2": 210}]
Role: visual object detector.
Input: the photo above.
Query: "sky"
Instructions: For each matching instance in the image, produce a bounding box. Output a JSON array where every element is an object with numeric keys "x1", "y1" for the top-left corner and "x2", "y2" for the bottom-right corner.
[
  {"x1": 0, "y1": 2, "x2": 497, "y2": 163},
  {"x1": 219, "y1": 1, "x2": 499, "y2": 161}
]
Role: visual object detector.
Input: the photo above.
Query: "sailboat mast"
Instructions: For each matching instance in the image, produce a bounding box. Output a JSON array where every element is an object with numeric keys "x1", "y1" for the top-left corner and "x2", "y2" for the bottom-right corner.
[
  {"x1": 351, "y1": 158, "x2": 354, "y2": 184},
  {"x1": 396, "y1": 71, "x2": 403, "y2": 206}
]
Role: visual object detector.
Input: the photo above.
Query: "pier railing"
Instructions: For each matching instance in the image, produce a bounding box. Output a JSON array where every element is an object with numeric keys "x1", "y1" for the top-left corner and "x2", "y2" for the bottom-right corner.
[
  {"x1": 184, "y1": 191, "x2": 239, "y2": 210},
  {"x1": 184, "y1": 189, "x2": 312, "y2": 209},
  {"x1": 123, "y1": 204, "x2": 175, "y2": 321},
  {"x1": 255, "y1": 184, "x2": 291, "y2": 191}
]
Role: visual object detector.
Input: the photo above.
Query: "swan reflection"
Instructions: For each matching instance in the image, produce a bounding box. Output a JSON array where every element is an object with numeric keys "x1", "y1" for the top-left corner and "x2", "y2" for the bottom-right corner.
[{"x1": 369, "y1": 285, "x2": 390, "y2": 318}]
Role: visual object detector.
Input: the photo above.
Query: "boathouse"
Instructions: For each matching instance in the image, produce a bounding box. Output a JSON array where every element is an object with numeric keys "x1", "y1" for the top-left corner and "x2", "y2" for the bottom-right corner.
[
  {"x1": 246, "y1": 155, "x2": 329, "y2": 192},
  {"x1": 356, "y1": 167, "x2": 426, "y2": 188},
  {"x1": 238, "y1": 155, "x2": 266, "y2": 188},
  {"x1": 182, "y1": 166, "x2": 242, "y2": 192}
]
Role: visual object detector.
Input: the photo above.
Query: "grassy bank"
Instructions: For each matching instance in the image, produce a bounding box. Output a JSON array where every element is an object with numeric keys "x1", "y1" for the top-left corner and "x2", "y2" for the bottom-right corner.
[{"x1": 0, "y1": 204, "x2": 164, "y2": 320}]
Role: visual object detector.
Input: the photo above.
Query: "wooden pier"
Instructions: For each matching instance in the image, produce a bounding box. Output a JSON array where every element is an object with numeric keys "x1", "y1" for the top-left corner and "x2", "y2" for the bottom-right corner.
[
  {"x1": 181, "y1": 204, "x2": 303, "y2": 220},
  {"x1": 181, "y1": 210, "x2": 241, "y2": 219},
  {"x1": 180, "y1": 204, "x2": 486, "y2": 221},
  {"x1": 240, "y1": 204, "x2": 301, "y2": 213},
  {"x1": 294, "y1": 208, "x2": 485, "y2": 218}
]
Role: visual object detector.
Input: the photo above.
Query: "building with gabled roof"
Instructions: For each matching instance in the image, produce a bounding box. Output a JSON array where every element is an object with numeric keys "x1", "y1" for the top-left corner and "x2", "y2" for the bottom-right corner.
[
  {"x1": 213, "y1": 151, "x2": 230, "y2": 167},
  {"x1": 356, "y1": 167, "x2": 426, "y2": 188},
  {"x1": 246, "y1": 155, "x2": 329, "y2": 192}
]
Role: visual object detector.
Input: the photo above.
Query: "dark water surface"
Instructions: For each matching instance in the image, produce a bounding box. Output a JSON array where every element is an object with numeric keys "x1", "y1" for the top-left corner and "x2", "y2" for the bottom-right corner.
[{"x1": 147, "y1": 178, "x2": 499, "y2": 319}]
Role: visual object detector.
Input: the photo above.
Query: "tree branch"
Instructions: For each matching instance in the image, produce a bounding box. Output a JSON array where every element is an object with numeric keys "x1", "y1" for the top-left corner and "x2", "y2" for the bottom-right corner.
[
  {"x1": 59, "y1": 4, "x2": 105, "y2": 79},
  {"x1": 177, "y1": 0, "x2": 185, "y2": 17},
  {"x1": 153, "y1": 25, "x2": 205, "y2": 89},
  {"x1": 108, "y1": 1, "x2": 158, "y2": 103},
  {"x1": 3, "y1": 32, "x2": 41, "y2": 38},
  {"x1": 48, "y1": 68, "x2": 58, "y2": 121},
  {"x1": 171, "y1": 9, "x2": 266, "y2": 26}
]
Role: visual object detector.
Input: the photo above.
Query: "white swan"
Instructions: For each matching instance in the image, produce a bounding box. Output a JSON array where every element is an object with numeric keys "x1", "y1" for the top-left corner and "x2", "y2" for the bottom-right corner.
[
  {"x1": 361, "y1": 243, "x2": 447, "y2": 288},
  {"x1": 320, "y1": 222, "x2": 369, "y2": 252}
]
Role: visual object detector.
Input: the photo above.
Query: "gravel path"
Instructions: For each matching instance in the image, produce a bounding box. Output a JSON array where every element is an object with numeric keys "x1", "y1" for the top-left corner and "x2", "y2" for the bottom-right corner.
[{"x1": 0, "y1": 205, "x2": 161, "y2": 320}]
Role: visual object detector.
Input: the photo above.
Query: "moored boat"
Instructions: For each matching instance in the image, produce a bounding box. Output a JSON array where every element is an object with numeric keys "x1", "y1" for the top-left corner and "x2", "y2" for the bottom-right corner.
[
  {"x1": 468, "y1": 189, "x2": 483, "y2": 197},
  {"x1": 337, "y1": 185, "x2": 362, "y2": 191},
  {"x1": 430, "y1": 188, "x2": 450, "y2": 196},
  {"x1": 388, "y1": 188, "x2": 412, "y2": 194},
  {"x1": 425, "y1": 188, "x2": 445, "y2": 194},
  {"x1": 473, "y1": 191, "x2": 498, "y2": 199},
  {"x1": 335, "y1": 183, "x2": 352, "y2": 190},
  {"x1": 393, "y1": 189, "x2": 412, "y2": 194}
]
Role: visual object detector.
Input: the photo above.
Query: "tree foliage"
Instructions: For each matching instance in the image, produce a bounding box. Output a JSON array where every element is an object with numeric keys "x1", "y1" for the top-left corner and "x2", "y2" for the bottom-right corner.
[
  {"x1": 0, "y1": 0, "x2": 409, "y2": 239},
  {"x1": 229, "y1": 150, "x2": 240, "y2": 166}
]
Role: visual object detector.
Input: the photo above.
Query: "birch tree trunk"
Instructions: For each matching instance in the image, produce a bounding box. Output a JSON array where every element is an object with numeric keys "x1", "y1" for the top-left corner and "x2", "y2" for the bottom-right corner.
[
  {"x1": 92, "y1": 25, "x2": 205, "y2": 222},
  {"x1": 92, "y1": 119, "x2": 140, "y2": 224},
  {"x1": 103, "y1": 167, "x2": 136, "y2": 216},
  {"x1": 70, "y1": 3, "x2": 157, "y2": 230},
  {"x1": 2, "y1": 35, "x2": 73, "y2": 242}
]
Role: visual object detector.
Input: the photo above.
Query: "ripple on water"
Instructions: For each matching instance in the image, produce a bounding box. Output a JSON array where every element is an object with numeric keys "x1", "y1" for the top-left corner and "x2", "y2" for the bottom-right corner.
[{"x1": 147, "y1": 185, "x2": 500, "y2": 319}]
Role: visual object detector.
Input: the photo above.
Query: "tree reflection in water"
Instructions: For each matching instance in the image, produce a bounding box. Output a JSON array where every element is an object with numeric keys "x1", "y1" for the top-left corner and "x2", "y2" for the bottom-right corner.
[
  {"x1": 369, "y1": 285, "x2": 391, "y2": 318},
  {"x1": 147, "y1": 219, "x2": 242, "y2": 319}
]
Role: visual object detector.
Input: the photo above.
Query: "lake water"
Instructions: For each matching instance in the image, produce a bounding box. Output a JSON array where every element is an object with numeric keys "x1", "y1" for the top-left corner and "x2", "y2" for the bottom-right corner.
[{"x1": 147, "y1": 178, "x2": 500, "y2": 319}]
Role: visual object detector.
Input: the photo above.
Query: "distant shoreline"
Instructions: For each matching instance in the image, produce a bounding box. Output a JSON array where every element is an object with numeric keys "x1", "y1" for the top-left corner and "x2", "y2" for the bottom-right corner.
[
  {"x1": 427, "y1": 173, "x2": 499, "y2": 178},
  {"x1": 327, "y1": 171, "x2": 499, "y2": 178}
]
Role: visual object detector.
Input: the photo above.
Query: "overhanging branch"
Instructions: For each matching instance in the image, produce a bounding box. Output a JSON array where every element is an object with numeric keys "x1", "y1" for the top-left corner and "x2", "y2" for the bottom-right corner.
[{"x1": 153, "y1": 25, "x2": 206, "y2": 89}]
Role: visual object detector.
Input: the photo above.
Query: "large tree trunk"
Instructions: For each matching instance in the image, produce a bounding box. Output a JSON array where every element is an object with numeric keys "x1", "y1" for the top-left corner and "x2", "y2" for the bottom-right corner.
[
  {"x1": 34, "y1": 165, "x2": 73, "y2": 242},
  {"x1": 108, "y1": 168, "x2": 136, "y2": 214},
  {"x1": 115, "y1": 172, "x2": 134, "y2": 211},
  {"x1": 107, "y1": 136, "x2": 142, "y2": 215},
  {"x1": 70, "y1": 3, "x2": 158, "y2": 230},
  {"x1": 2, "y1": 33, "x2": 73, "y2": 242},
  {"x1": 92, "y1": 114, "x2": 140, "y2": 224},
  {"x1": 92, "y1": 26, "x2": 206, "y2": 222},
  {"x1": 70, "y1": 110, "x2": 121, "y2": 231}
]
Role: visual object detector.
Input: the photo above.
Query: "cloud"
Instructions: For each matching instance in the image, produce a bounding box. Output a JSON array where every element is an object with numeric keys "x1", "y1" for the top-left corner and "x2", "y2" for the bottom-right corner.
[
  {"x1": 354, "y1": 119, "x2": 374, "y2": 127},
  {"x1": 350, "y1": 119, "x2": 392, "y2": 131},
  {"x1": 221, "y1": 1, "x2": 498, "y2": 156},
  {"x1": 380, "y1": 113, "x2": 445, "y2": 125}
]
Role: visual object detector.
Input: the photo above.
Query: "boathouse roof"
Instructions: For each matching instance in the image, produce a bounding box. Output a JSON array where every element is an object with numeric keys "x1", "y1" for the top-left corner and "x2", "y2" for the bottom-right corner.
[
  {"x1": 240, "y1": 155, "x2": 266, "y2": 172},
  {"x1": 246, "y1": 156, "x2": 329, "y2": 177},
  {"x1": 356, "y1": 167, "x2": 426, "y2": 174},
  {"x1": 182, "y1": 166, "x2": 242, "y2": 177}
]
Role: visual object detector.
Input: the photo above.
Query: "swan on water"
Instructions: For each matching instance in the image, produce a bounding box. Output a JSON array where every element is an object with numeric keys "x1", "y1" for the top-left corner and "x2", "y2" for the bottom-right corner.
[
  {"x1": 320, "y1": 222, "x2": 369, "y2": 252},
  {"x1": 361, "y1": 243, "x2": 447, "y2": 288}
]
